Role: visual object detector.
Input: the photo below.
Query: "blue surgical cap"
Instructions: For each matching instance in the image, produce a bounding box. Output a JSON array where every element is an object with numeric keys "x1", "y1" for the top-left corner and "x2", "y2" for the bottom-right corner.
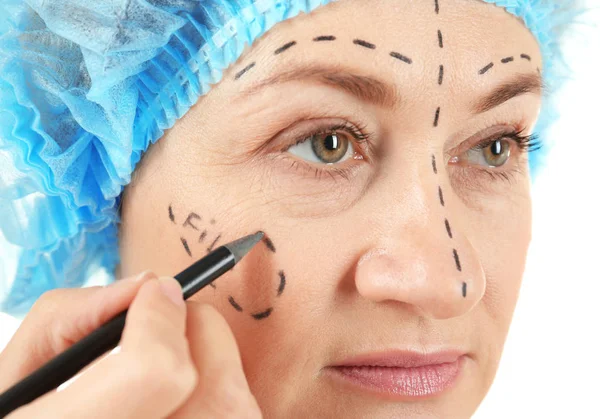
[{"x1": 0, "y1": 0, "x2": 576, "y2": 316}]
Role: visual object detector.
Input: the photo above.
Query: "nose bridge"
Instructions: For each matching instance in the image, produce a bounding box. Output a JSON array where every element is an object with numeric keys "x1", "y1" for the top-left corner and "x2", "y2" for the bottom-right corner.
[{"x1": 354, "y1": 152, "x2": 486, "y2": 320}]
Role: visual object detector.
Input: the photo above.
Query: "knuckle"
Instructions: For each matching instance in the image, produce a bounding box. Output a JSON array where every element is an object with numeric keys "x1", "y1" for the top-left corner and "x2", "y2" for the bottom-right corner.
[{"x1": 30, "y1": 289, "x2": 68, "y2": 314}]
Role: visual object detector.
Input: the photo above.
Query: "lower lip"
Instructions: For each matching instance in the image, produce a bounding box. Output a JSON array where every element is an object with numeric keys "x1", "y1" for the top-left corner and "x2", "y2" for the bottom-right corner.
[{"x1": 326, "y1": 356, "x2": 466, "y2": 399}]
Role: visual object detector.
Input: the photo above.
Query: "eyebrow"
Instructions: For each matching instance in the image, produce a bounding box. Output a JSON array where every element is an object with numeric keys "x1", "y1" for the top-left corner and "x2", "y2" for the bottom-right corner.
[
  {"x1": 239, "y1": 65, "x2": 542, "y2": 114},
  {"x1": 241, "y1": 65, "x2": 399, "y2": 109},
  {"x1": 472, "y1": 72, "x2": 543, "y2": 114}
]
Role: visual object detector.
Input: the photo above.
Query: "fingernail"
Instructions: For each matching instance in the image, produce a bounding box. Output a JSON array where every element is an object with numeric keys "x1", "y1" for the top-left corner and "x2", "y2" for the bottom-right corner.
[
  {"x1": 135, "y1": 270, "x2": 156, "y2": 282},
  {"x1": 158, "y1": 277, "x2": 185, "y2": 306},
  {"x1": 106, "y1": 271, "x2": 155, "y2": 288}
]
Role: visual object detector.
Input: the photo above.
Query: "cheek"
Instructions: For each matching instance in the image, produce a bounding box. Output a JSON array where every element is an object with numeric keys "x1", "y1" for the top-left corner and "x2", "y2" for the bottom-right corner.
[{"x1": 472, "y1": 190, "x2": 532, "y2": 365}]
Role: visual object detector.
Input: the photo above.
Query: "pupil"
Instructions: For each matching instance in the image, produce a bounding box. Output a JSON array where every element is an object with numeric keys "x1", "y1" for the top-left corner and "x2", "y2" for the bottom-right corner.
[
  {"x1": 324, "y1": 134, "x2": 339, "y2": 151},
  {"x1": 491, "y1": 140, "x2": 502, "y2": 156}
]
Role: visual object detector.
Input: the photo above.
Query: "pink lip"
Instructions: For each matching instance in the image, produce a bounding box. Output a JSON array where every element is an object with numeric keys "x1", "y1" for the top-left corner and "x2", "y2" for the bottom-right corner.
[{"x1": 326, "y1": 351, "x2": 466, "y2": 399}]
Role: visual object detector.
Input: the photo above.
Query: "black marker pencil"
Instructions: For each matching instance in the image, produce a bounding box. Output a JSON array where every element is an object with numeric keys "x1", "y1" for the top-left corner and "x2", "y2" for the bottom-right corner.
[{"x1": 0, "y1": 231, "x2": 264, "y2": 417}]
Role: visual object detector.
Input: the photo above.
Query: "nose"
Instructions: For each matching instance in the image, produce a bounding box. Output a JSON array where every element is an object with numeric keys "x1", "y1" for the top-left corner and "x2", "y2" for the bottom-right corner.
[{"x1": 354, "y1": 166, "x2": 486, "y2": 320}]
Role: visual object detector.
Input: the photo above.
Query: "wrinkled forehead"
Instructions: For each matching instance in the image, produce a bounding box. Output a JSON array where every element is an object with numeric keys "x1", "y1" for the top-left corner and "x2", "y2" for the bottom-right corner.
[{"x1": 240, "y1": 0, "x2": 541, "y2": 92}]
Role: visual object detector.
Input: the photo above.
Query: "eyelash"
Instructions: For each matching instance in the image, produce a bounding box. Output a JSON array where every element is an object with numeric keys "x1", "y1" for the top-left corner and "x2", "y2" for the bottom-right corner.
[
  {"x1": 283, "y1": 123, "x2": 541, "y2": 183},
  {"x1": 467, "y1": 129, "x2": 542, "y2": 183},
  {"x1": 284, "y1": 121, "x2": 373, "y2": 181}
]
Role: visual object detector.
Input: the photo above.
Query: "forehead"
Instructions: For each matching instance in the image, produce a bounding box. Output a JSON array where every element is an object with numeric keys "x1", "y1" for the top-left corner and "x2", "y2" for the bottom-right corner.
[{"x1": 245, "y1": 0, "x2": 541, "y2": 87}]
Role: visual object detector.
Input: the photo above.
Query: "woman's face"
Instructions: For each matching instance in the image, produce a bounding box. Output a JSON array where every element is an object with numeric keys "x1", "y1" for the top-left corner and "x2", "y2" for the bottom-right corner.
[{"x1": 120, "y1": 0, "x2": 542, "y2": 417}]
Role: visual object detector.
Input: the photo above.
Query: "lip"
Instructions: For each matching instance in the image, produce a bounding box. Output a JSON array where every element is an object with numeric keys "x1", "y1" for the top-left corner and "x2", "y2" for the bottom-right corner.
[{"x1": 325, "y1": 350, "x2": 467, "y2": 400}]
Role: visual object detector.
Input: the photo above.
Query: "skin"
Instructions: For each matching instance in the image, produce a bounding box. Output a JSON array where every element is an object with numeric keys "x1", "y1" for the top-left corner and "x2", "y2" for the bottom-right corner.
[{"x1": 119, "y1": 0, "x2": 543, "y2": 417}]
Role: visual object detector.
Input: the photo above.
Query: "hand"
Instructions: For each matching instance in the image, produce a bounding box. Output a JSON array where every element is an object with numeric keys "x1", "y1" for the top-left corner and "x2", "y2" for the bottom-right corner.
[{"x1": 0, "y1": 272, "x2": 262, "y2": 419}]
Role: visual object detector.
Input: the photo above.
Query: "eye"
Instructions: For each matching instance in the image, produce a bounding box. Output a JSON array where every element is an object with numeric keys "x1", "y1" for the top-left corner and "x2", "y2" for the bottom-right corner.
[
  {"x1": 465, "y1": 138, "x2": 512, "y2": 168},
  {"x1": 288, "y1": 131, "x2": 355, "y2": 164}
]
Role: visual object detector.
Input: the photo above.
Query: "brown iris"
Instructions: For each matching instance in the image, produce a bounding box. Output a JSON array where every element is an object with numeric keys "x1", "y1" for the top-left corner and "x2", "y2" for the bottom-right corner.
[
  {"x1": 310, "y1": 132, "x2": 350, "y2": 164},
  {"x1": 484, "y1": 139, "x2": 511, "y2": 167}
]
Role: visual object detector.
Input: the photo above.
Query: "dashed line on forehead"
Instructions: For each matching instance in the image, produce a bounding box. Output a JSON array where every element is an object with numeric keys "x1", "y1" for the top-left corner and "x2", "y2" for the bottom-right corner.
[
  {"x1": 479, "y1": 62, "x2": 494, "y2": 75},
  {"x1": 314, "y1": 35, "x2": 336, "y2": 42},
  {"x1": 353, "y1": 39, "x2": 376, "y2": 50},
  {"x1": 390, "y1": 51, "x2": 412, "y2": 64},
  {"x1": 235, "y1": 62, "x2": 256, "y2": 80},
  {"x1": 274, "y1": 41, "x2": 297, "y2": 55}
]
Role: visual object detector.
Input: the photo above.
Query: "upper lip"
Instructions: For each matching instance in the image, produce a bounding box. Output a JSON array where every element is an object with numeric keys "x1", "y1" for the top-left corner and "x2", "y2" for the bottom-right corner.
[{"x1": 330, "y1": 350, "x2": 466, "y2": 369}]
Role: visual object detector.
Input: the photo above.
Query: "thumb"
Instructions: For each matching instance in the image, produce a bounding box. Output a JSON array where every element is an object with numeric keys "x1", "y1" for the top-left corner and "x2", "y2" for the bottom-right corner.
[{"x1": 0, "y1": 271, "x2": 156, "y2": 392}]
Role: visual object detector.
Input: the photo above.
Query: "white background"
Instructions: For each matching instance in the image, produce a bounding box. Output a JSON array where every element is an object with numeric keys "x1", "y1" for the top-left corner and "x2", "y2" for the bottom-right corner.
[{"x1": 1, "y1": 3, "x2": 599, "y2": 418}]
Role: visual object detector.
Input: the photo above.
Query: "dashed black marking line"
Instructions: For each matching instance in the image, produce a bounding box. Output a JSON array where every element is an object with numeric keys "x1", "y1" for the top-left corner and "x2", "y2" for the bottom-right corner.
[
  {"x1": 274, "y1": 41, "x2": 297, "y2": 55},
  {"x1": 235, "y1": 62, "x2": 255, "y2": 80},
  {"x1": 264, "y1": 237, "x2": 276, "y2": 253},
  {"x1": 207, "y1": 234, "x2": 222, "y2": 253},
  {"x1": 438, "y1": 186, "x2": 445, "y2": 207},
  {"x1": 252, "y1": 308, "x2": 273, "y2": 320},
  {"x1": 314, "y1": 35, "x2": 336, "y2": 42},
  {"x1": 453, "y1": 249, "x2": 463, "y2": 272},
  {"x1": 438, "y1": 65, "x2": 444, "y2": 85},
  {"x1": 479, "y1": 62, "x2": 494, "y2": 75},
  {"x1": 168, "y1": 205, "x2": 176, "y2": 223},
  {"x1": 501, "y1": 56, "x2": 514, "y2": 64},
  {"x1": 390, "y1": 51, "x2": 412, "y2": 64},
  {"x1": 433, "y1": 107, "x2": 441, "y2": 127},
  {"x1": 445, "y1": 219, "x2": 453, "y2": 239},
  {"x1": 520, "y1": 53, "x2": 531, "y2": 61},
  {"x1": 432, "y1": 155, "x2": 438, "y2": 174},
  {"x1": 181, "y1": 237, "x2": 192, "y2": 257},
  {"x1": 229, "y1": 296, "x2": 243, "y2": 312},
  {"x1": 462, "y1": 282, "x2": 467, "y2": 298},
  {"x1": 435, "y1": 0, "x2": 440, "y2": 14},
  {"x1": 438, "y1": 30, "x2": 444, "y2": 48},
  {"x1": 277, "y1": 271, "x2": 286, "y2": 297},
  {"x1": 354, "y1": 39, "x2": 376, "y2": 50}
]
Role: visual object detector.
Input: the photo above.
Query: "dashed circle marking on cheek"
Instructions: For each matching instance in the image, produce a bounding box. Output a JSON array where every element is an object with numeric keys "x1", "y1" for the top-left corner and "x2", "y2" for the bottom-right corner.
[
  {"x1": 277, "y1": 270, "x2": 286, "y2": 297},
  {"x1": 180, "y1": 237, "x2": 192, "y2": 257},
  {"x1": 167, "y1": 205, "x2": 287, "y2": 320},
  {"x1": 229, "y1": 296, "x2": 244, "y2": 312}
]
